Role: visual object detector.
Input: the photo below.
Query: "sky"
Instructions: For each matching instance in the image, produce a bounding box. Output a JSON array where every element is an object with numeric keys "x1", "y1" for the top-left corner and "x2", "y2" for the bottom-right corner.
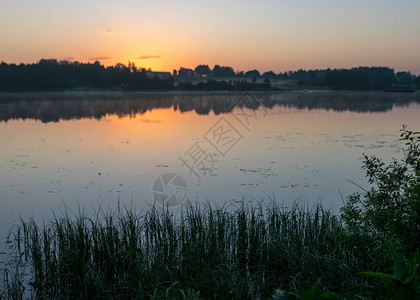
[{"x1": 1, "y1": 0, "x2": 420, "y2": 74}]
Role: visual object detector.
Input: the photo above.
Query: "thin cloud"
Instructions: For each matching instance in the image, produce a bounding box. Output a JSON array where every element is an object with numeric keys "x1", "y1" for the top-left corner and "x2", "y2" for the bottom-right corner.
[
  {"x1": 140, "y1": 119, "x2": 161, "y2": 123},
  {"x1": 103, "y1": 29, "x2": 114, "y2": 35},
  {"x1": 88, "y1": 56, "x2": 111, "y2": 61},
  {"x1": 61, "y1": 57, "x2": 75, "y2": 61},
  {"x1": 136, "y1": 55, "x2": 161, "y2": 60}
]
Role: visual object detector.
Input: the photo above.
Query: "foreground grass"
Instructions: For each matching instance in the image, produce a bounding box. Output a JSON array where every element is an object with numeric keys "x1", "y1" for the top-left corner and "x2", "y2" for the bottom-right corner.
[
  {"x1": 3, "y1": 126, "x2": 419, "y2": 299},
  {"x1": 2, "y1": 202, "x2": 372, "y2": 299}
]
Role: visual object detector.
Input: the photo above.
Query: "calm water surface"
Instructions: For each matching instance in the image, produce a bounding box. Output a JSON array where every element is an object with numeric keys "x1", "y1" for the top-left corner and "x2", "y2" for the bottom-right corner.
[{"x1": 1, "y1": 91, "x2": 420, "y2": 263}]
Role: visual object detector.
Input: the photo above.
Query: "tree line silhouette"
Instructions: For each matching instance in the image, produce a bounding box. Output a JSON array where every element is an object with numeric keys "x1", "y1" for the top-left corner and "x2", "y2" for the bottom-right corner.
[
  {"x1": 179, "y1": 64, "x2": 418, "y2": 90},
  {"x1": 0, "y1": 59, "x2": 419, "y2": 91},
  {"x1": 0, "y1": 59, "x2": 174, "y2": 91}
]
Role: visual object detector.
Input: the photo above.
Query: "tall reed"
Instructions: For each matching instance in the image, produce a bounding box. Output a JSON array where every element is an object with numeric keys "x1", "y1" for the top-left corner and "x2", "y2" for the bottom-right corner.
[{"x1": 2, "y1": 201, "x2": 366, "y2": 299}]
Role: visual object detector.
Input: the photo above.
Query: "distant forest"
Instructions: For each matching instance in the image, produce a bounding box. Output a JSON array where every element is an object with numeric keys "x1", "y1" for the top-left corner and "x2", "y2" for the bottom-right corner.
[{"x1": 1, "y1": 59, "x2": 419, "y2": 91}]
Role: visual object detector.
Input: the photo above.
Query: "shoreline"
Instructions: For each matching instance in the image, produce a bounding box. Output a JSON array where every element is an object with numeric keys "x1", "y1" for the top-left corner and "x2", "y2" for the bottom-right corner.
[{"x1": 0, "y1": 89, "x2": 417, "y2": 97}]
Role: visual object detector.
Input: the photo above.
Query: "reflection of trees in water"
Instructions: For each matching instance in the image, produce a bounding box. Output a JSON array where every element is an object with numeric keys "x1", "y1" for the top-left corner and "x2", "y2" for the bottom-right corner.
[
  {"x1": 0, "y1": 92, "x2": 419, "y2": 123},
  {"x1": 259, "y1": 92, "x2": 420, "y2": 113}
]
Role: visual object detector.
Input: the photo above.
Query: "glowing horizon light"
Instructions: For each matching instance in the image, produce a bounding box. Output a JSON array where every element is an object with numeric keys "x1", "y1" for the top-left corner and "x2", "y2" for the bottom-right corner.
[
  {"x1": 0, "y1": 0, "x2": 419, "y2": 74},
  {"x1": 136, "y1": 56, "x2": 161, "y2": 60}
]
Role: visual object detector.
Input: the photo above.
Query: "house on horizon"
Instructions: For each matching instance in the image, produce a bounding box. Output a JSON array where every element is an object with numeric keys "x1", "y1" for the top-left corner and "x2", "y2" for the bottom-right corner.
[{"x1": 177, "y1": 67, "x2": 195, "y2": 78}]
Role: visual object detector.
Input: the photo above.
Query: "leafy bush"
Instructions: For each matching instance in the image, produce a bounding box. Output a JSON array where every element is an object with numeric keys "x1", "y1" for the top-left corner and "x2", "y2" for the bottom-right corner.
[
  {"x1": 361, "y1": 249, "x2": 420, "y2": 299},
  {"x1": 341, "y1": 126, "x2": 420, "y2": 256}
]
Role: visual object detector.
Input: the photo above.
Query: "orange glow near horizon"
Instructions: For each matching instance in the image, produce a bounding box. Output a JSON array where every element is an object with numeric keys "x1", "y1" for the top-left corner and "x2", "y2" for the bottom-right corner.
[{"x1": 1, "y1": 1, "x2": 420, "y2": 74}]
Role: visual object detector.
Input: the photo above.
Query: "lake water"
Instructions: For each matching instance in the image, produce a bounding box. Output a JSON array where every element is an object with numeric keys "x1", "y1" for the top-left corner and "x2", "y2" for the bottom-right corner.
[{"x1": 1, "y1": 91, "x2": 420, "y2": 264}]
